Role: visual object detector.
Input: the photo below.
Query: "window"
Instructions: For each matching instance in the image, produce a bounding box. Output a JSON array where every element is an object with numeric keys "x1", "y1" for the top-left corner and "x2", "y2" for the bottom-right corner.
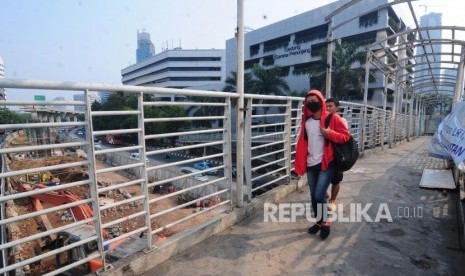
[
  {"x1": 311, "y1": 43, "x2": 326, "y2": 57},
  {"x1": 263, "y1": 35, "x2": 291, "y2": 53},
  {"x1": 250, "y1": 44, "x2": 260, "y2": 56},
  {"x1": 292, "y1": 62, "x2": 313, "y2": 76},
  {"x1": 294, "y1": 24, "x2": 328, "y2": 44},
  {"x1": 359, "y1": 11, "x2": 379, "y2": 28},
  {"x1": 341, "y1": 31, "x2": 377, "y2": 47},
  {"x1": 262, "y1": 55, "x2": 274, "y2": 66},
  {"x1": 245, "y1": 58, "x2": 260, "y2": 70}
]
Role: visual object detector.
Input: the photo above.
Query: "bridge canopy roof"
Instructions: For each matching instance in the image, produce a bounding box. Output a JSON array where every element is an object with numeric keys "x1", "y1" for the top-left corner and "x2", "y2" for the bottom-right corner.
[{"x1": 362, "y1": 1, "x2": 465, "y2": 108}]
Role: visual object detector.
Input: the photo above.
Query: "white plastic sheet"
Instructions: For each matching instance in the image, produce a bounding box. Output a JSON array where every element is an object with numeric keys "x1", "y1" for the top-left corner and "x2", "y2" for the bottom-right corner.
[{"x1": 430, "y1": 101, "x2": 465, "y2": 172}]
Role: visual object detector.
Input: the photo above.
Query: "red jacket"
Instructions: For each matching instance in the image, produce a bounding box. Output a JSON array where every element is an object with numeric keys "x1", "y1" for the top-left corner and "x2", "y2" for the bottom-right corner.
[{"x1": 294, "y1": 90, "x2": 350, "y2": 175}]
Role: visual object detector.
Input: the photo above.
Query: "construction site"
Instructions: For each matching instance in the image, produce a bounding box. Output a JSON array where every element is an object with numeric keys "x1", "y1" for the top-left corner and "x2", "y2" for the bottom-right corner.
[{"x1": 1, "y1": 129, "x2": 228, "y2": 275}]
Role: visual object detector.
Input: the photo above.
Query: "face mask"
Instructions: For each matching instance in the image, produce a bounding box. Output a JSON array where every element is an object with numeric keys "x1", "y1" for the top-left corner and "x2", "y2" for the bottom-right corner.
[{"x1": 306, "y1": 101, "x2": 321, "y2": 113}]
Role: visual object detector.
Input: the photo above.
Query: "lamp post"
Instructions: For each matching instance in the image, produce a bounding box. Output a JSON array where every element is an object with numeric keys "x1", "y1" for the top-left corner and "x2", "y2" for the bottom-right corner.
[{"x1": 236, "y1": 0, "x2": 245, "y2": 207}]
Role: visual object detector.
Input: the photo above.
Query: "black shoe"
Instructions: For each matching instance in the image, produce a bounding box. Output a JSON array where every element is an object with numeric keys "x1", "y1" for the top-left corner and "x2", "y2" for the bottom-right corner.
[
  {"x1": 308, "y1": 224, "x2": 321, "y2": 234},
  {"x1": 320, "y1": 225, "x2": 330, "y2": 240}
]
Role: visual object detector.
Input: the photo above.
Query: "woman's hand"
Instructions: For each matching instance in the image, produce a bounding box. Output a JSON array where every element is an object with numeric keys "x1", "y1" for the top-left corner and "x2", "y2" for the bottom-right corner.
[{"x1": 320, "y1": 126, "x2": 330, "y2": 136}]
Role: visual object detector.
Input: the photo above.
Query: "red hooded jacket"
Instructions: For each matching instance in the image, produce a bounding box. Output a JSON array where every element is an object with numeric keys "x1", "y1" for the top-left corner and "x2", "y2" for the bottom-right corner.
[{"x1": 294, "y1": 90, "x2": 350, "y2": 176}]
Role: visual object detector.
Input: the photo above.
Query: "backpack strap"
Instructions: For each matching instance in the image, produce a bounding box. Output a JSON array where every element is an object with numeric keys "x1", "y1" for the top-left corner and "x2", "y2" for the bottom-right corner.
[
  {"x1": 324, "y1": 113, "x2": 333, "y2": 146},
  {"x1": 325, "y1": 113, "x2": 333, "y2": 128}
]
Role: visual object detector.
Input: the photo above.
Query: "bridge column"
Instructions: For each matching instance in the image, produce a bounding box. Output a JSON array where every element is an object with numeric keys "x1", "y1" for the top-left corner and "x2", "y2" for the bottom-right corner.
[
  {"x1": 40, "y1": 113, "x2": 48, "y2": 123},
  {"x1": 390, "y1": 71, "x2": 401, "y2": 148},
  {"x1": 381, "y1": 74, "x2": 388, "y2": 150},
  {"x1": 453, "y1": 45, "x2": 465, "y2": 108},
  {"x1": 408, "y1": 91, "x2": 414, "y2": 141}
]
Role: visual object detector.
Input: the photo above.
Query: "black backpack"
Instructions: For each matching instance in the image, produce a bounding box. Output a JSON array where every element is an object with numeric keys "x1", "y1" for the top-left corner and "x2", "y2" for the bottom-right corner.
[{"x1": 325, "y1": 113, "x2": 359, "y2": 171}]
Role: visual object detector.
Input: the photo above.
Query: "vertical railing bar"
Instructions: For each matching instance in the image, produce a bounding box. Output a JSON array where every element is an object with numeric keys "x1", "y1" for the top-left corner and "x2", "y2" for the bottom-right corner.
[
  {"x1": 244, "y1": 98, "x2": 253, "y2": 201},
  {"x1": 84, "y1": 89, "x2": 107, "y2": 270},
  {"x1": 223, "y1": 97, "x2": 233, "y2": 210},
  {"x1": 284, "y1": 99, "x2": 292, "y2": 184},
  {"x1": 139, "y1": 92, "x2": 153, "y2": 250}
]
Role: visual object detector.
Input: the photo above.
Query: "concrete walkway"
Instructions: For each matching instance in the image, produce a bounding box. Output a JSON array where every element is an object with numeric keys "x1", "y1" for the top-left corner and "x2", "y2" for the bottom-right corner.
[{"x1": 143, "y1": 136, "x2": 465, "y2": 276}]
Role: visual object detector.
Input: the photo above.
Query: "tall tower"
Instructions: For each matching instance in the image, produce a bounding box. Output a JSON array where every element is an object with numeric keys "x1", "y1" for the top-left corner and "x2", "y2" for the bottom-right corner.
[
  {"x1": 136, "y1": 30, "x2": 155, "y2": 63},
  {"x1": 416, "y1": 12, "x2": 442, "y2": 94},
  {"x1": 0, "y1": 55, "x2": 5, "y2": 100}
]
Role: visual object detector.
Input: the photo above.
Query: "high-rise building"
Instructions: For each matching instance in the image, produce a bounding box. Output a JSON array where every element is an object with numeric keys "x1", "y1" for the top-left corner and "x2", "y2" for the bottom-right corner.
[
  {"x1": 98, "y1": 91, "x2": 111, "y2": 104},
  {"x1": 53, "y1": 96, "x2": 67, "y2": 111},
  {"x1": 416, "y1": 12, "x2": 442, "y2": 94},
  {"x1": 136, "y1": 30, "x2": 155, "y2": 63},
  {"x1": 0, "y1": 55, "x2": 5, "y2": 101}
]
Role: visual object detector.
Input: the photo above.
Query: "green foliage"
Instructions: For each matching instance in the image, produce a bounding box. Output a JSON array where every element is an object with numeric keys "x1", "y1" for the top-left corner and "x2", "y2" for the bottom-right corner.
[
  {"x1": 223, "y1": 71, "x2": 255, "y2": 94},
  {"x1": 250, "y1": 64, "x2": 290, "y2": 96},
  {"x1": 0, "y1": 108, "x2": 31, "y2": 124},
  {"x1": 309, "y1": 40, "x2": 375, "y2": 100},
  {"x1": 91, "y1": 92, "x2": 187, "y2": 145},
  {"x1": 224, "y1": 65, "x2": 291, "y2": 123}
]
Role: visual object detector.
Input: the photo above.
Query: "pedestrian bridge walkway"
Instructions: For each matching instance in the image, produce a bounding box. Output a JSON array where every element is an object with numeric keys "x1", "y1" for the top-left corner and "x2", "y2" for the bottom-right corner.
[
  {"x1": 0, "y1": 80, "x2": 461, "y2": 276},
  {"x1": 140, "y1": 136, "x2": 464, "y2": 276}
]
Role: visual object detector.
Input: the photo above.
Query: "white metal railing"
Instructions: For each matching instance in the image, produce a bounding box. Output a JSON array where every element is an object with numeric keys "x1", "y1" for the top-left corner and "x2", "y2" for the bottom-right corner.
[{"x1": 0, "y1": 78, "x2": 423, "y2": 275}]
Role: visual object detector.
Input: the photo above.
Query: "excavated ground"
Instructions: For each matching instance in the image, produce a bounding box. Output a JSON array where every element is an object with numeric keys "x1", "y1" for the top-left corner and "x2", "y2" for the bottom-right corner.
[{"x1": 6, "y1": 155, "x2": 225, "y2": 275}]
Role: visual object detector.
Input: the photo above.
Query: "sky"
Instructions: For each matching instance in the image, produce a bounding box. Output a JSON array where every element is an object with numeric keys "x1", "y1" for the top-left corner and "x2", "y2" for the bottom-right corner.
[{"x1": 1, "y1": 0, "x2": 464, "y2": 102}]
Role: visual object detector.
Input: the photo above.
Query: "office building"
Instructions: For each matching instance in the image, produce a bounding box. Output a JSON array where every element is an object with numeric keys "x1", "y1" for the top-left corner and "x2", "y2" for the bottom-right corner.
[
  {"x1": 122, "y1": 48, "x2": 225, "y2": 101},
  {"x1": 73, "y1": 92, "x2": 100, "y2": 112},
  {"x1": 52, "y1": 96, "x2": 67, "y2": 111},
  {"x1": 225, "y1": 0, "x2": 414, "y2": 107}
]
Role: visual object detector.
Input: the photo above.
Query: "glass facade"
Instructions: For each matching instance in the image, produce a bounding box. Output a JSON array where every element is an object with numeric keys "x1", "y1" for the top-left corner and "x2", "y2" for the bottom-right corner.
[{"x1": 136, "y1": 30, "x2": 155, "y2": 63}]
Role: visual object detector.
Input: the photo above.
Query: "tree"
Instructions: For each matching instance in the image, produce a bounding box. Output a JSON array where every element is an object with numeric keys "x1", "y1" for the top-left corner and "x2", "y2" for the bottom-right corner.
[
  {"x1": 187, "y1": 95, "x2": 225, "y2": 128},
  {"x1": 223, "y1": 71, "x2": 255, "y2": 95},
  {"x1": 0, "y1": 108, "x2": 30, "y2": 125},
  {"x1": 250, "y1": 64, "x2": 290, "y2": 97},
  {"x1": 145, "y1": 105, "x2": 187, "y2": 146},
  {"x1": 310, "y1": 40, "x2": 374, "y2": 100},
  {"x1": 91, "y1": 92, "x2": 187, "y2": 146},
  {"x1": 250, "y1": 64, "x2": 290, "y2": 122}
]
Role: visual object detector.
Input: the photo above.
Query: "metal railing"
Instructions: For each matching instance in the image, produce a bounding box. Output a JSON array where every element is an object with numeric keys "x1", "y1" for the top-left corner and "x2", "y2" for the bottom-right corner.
[{"x1": 0, "y1": 78, "x2": 422, "y2": 275}]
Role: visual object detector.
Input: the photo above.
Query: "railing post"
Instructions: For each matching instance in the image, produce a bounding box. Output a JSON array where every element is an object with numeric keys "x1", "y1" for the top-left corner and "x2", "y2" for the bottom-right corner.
[
  {"x1": 244, "y1": 99, "x2": 252, "y2": 202},
  {"x1": 84, "y1": 89, "x2": 107, "y2": 271},
  {"x1": 408, "y1": 91, "x2": 414, "y2": 141},
  {"x1": 381, "y1": 74, "x2": 388, "y2": 150},
  {"x1": 390, "y1": 72, "x2": 400, "y2": 148},
  {"x1": 363, "y1": 54, "x2": 372, "y2": 106},
  {"x1": 137, "y1": 92, "x2": 153, "y2": 250},
  {"x1": 235, "y1": 0, "x2": 245, "y2": 208},
  {"x1": 453, "y1": 45, "x2": 465, "y2": 108},
  {"x1": 223, "y1": 97, "x2": 233, "y2": 209},
  {"x1": 360, "y1": 104, "x2": 367, "y2": 152},
  {"x1": 284, "y1": 100, "x2": 292, "y2": 184}
]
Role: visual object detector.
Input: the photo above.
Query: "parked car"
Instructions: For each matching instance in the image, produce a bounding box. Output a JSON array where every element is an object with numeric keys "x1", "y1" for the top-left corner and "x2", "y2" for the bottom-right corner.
[
  {"x1": 180, "y1": 167, "x2": 209, "y2": 182},
  {"x1": 130, "y1": 153, "x2": 149, "y2": 163},
  {"x1": 193, "y1": 161, "x2": 218, "y2": 175}
]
